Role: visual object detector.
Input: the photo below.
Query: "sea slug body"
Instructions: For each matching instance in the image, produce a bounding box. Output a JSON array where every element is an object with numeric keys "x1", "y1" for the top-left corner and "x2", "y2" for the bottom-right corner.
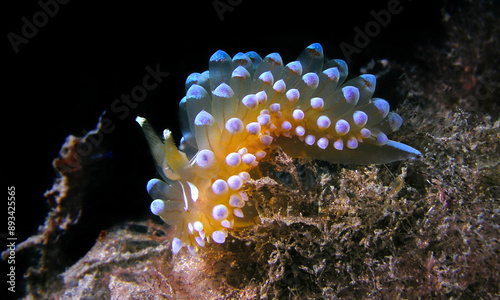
[{"x1": 136, "y1": 43, "x2": 421, "y2": 254}]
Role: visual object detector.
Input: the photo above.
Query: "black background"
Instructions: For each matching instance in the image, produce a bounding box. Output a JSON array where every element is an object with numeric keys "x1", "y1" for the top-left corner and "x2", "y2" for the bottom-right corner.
[{"x1": 2, "y1": 0, "x2": 444, "y2": 297}]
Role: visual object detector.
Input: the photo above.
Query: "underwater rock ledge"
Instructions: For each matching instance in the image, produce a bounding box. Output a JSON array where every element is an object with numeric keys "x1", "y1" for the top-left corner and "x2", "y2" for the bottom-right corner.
[{"x1": 19, "y1": 113, "x2": 500, "y2": 298}]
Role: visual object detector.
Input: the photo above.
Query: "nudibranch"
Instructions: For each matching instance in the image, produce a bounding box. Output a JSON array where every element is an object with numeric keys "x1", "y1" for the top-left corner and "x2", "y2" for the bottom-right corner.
[{"x1": 136, "y1": 43, "x2": 421, "y2": 254}]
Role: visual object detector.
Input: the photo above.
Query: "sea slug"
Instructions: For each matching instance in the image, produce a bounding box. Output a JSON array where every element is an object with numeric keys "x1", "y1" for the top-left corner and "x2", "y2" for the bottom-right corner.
[{"x1": 136, "y1": 43, "x2": 421, "y2": 254}]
